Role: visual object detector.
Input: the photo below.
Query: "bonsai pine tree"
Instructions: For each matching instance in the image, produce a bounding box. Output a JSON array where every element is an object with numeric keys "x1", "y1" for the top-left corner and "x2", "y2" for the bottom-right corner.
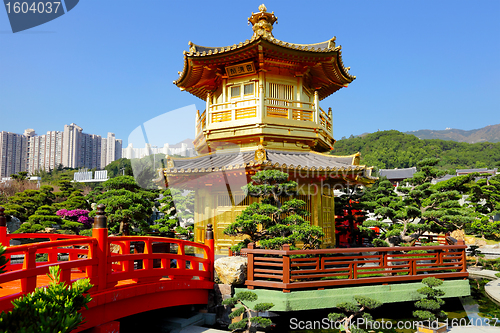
[
  {"x1": 328, "y1": 296, "x2": 382, "y2": 333},
  {"x1": 0, "y1": 266, "x2": 92, "y2": 333},
  {"x1": 150, "y1": 188, "x2": 195, "y2": 239},
  {"x1": 222, "y1": 291, "x2": 274, "y2": 333},
  {"x1": 363, "y1": 158, "x2": 476, "y2": 246},
  {"x1": 16, "y1": 205, "x2": 62, "y2": 233},
  {"x1": 4, "y1": 186, "x2": 55, "y2": 222},
  {"x1": 413, "y1": 277, "x2": 447, "y2": 323},
  {"x1": 223, "y1": 170, "x2": 324, "y2": 252},
  {"x1": 54, "y1": 189, "x2": 91, "y2": 211},
  {"x1": 86, "y1": 176, "x2": 156, "y2": 235},
  {"x1": 467, "y1": 245, "x2": 485, "y2": 267},
  {"x1": 468, "y1": 174, "x2": 500, "y2": 240},
  {"x1": 9, "y1": 171, "x2": 29, "y2": 181}
]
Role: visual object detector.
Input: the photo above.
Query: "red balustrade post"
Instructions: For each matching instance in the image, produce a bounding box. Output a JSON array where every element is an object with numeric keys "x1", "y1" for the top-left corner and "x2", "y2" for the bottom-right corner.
[
  {"x1": 0, "y1": 207, "x2": 11, "y2": 266},
  {"x1": 92, "y1": 204, "x2": 108, "y2": 291},
  {"x1": 21, "y1": 246, "x2": 37, "y2": 293},
  {"x1": 204, "y1": 224, "x2": 214, "y2": 281},
  {"x1": 0, "y1": 207, "x2": 8, "y2": 247},
  {"x1": 457, "y1": 239, "x2": 467, "y2": 272},
  {"x1": 282, "y1": 244, "x2": 290, "y2": 293},
  {"x1": 246, "y1": 243, "x2": 254, "y2": 290}
]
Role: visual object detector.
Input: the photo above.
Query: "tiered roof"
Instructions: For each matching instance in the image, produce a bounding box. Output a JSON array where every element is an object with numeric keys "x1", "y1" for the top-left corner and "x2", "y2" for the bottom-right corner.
[
  {"x1": 174, "y1": 5, "x2": 355, "y2": 101},
  {"x1": 166, "y1": 150, "x2": 368, "y2": 174}
]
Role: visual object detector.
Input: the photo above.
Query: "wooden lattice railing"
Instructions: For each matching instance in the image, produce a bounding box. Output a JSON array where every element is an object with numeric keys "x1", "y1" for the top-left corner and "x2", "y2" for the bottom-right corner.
[{"x1": 241, "y1": 242, "x2": 468, "y2": 292}]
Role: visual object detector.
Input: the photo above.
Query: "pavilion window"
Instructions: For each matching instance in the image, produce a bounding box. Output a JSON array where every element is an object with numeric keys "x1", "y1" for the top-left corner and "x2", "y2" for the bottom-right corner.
[
  {"x1": 243, "y1": 83, "x2": 254, "y2": 96},
  {"x1": 269, "y1": 82, "x2": 294, "y2": 106},
  {"x1": 230, "y1": 86, "x2": 241, "y2": 99}
]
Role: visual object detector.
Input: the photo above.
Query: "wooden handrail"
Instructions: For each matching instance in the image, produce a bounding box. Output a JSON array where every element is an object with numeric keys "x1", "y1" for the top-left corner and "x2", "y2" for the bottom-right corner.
[{"x1": 242, "y1": 243, "x2": 468, "y2": 292}]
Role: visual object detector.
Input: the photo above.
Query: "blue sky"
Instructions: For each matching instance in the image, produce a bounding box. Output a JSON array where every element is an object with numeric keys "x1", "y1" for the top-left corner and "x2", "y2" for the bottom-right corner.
[{"x1": 1, "y1": 0, "x2": 499, "y2": 146}]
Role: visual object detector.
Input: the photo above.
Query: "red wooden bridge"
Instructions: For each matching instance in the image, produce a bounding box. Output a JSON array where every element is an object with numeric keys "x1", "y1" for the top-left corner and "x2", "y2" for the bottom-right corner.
[{"x1": 0, "y1": 205, "x2": 215, "y2": 332}]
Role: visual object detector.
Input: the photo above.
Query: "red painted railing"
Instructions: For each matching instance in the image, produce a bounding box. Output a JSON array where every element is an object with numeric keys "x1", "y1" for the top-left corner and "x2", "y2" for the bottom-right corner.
[
  {"x1": 242, "y1": 242, "x2": 468, "y2": 292},
  {"x1": 0, "y1": 206, "x2": 215, "y2": 331}
]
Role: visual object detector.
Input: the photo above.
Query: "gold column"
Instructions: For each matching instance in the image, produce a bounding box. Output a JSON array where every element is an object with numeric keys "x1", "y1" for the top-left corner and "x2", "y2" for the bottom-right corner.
[{"x1": 314, "y1": 90, "x2": 319, "y2": 124}]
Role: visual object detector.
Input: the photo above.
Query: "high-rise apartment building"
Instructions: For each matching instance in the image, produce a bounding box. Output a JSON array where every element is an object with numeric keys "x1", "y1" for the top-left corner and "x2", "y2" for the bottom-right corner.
[
  {"x1": 62, "y1": 123, "x2": 83, "y2": 169},
  {"x1": 1, "y1": 125, "x2": 122, "y2": 176},
  {"x1": 100, "y1": 133, "x2": 122, "y2": 168},
  {"x1": 27, "y1": 131, "x2": 64, "y2": 174},
  {"x1": 0, "y1": 131, "x2": 28, "y2": 178}
]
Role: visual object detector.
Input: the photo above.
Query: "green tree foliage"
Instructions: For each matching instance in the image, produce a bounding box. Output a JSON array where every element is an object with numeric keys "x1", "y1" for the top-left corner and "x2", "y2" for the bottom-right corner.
[
  {"x1": 0, "y1": 266, "x2": 92, "y2": 333},
  {"x1": 331, "y1": 130, "x2": 500, "y2": 170},
  {"x1": 413, "y1": 277, "x2": 447, "y2": 322},
  {"x1": 87, "y1": 176, "x2": 156, "y2": 235},
  {"x1": 130, "y1": 154, "x2": 166, "y2": 189},
  {"x1": 0, "y1": 246, "x2": 9, "y2": 275},
  {"x1": 150, "y1": 188, "x2": 194, "y2": 240},
  {"x1": 54, "y1": 189, "x2": 91, "y2": 211},
  {"x1": 223, "y1": 170, "x2": 324, "y2": 252},
  {"x1": 467, "y1": 175, "x2": 500, "y2": 239},
  {"x1": 328, "y1": 296, "x2": 382, "y2": 333},
  {"x1": 362, "y1": 159, "x2": 476, "y2": 246},
  {"x1": 9, "y1": 171, "x2": 29, "y2": 181},
  {"x1": 33, "y1": 168, "x2": 78, "y2": 185},
  {"x1": 222, "y1": 291, "x2": 274, "y2": 333},
  {"x1": 3, "y1": 186, "x2": 55, "y2": 222},
  {"x1": 104, "y1": 158, "x2": 133, "y2": 178},
  {"x1": 55, "y1": 175, "x2": 75, "y2": 198},
  {"x1": 16, "y1": 205, "x2": 62, "y2": 233}
]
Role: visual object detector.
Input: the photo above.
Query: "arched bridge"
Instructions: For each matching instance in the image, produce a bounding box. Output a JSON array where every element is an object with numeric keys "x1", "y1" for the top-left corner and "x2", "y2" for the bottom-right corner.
[{"x1": 0, "y1": 206, "x2": 215, "y2": 332}]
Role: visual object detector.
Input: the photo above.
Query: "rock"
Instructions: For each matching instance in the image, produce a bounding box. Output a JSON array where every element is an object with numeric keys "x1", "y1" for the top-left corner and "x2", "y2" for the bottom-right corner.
[
  {"x1": 214, "y1": 256, "x2": 248, "y2": 285},
  {"x1": 6, "y1": 216, "x2": 21, "y2": 233},
  {"x1": 464, "y1": 236, "x2": 476, "y2": 245},
  {"x1": 475, "y1": 238, "x2": 487, "y2": 247},
  {"x1": 451, "y1": 229, "x2": 465, "y2": 241}
]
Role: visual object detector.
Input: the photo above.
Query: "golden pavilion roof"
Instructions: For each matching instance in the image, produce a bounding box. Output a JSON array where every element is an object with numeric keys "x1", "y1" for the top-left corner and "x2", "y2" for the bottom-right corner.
[
  {"x1": 163, "y1": 149, "x2": 376, "y2": 189},
  {"x1": 165, "y1": 150, "x2": 370, "y2": 175},
  {"x1": 174, "y1": 5, "x2": 355, "y2": 101}
]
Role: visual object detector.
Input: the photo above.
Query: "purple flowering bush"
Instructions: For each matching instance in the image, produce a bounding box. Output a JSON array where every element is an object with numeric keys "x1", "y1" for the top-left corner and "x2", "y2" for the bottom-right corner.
[{"x1": 56, "y1": 209, "x2": 93, "y2": 230}]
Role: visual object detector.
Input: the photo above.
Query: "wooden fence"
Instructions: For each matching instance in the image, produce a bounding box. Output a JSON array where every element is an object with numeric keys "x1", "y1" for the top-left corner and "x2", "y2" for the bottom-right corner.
[{"x1": 241, "y1": 242, "x2": 468, "y2": 292}]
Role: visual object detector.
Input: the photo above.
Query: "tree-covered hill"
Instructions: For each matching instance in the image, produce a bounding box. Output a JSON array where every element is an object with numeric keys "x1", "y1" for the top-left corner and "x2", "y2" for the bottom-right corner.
[{"x1": 331, "y1": 130, "x2": 500, "y2": 171}]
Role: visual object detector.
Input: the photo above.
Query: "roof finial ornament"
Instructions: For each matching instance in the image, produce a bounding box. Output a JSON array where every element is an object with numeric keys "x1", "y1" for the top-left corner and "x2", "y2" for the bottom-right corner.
[{"x1": 248, "y1": 4, "x2": 277, "y2": 39}]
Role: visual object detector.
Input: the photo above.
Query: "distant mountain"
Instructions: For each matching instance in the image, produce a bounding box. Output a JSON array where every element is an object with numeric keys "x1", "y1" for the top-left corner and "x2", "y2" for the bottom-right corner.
[
  {"x1": 405, "y1": 124, "x2": 500, "y2": 143},
  {"x1": 170, "y1": 138, "x2": 195, "y2": 148},
  {"x1": 332, "y1": 130, "x2": 500, "y2": 170}
]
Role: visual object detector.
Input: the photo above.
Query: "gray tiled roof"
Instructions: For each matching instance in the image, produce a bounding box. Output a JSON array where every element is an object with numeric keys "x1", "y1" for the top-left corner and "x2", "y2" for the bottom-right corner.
[
  {"x1": 456, "y1": 168, "x2": 497, "y2": 174},
  {"x1": 166, "y1": 150, "x2": 363, "y2": 173},
  {"x1": 379, "y1": 167, "x2": 417, "y2": 180}
]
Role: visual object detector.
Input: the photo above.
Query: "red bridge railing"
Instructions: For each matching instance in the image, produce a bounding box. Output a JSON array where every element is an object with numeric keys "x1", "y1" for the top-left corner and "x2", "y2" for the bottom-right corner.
[
  {"x1": 241, "y1": 242, "x2": 468, "y2": 292},
  {"x1": 0, "y1": 205, "x2": 215, "y2": 322}
]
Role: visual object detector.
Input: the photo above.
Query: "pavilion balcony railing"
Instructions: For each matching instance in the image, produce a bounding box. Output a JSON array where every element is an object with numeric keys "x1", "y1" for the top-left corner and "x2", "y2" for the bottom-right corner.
[
  {"x1": 194, "y1": 98, "x2": 333, "y2": 137},
  {"x1": 318, "y1": 106, "x2": 332, "y2": 134},
  {"x1": 209, "y1": 97, "x2": 258, "y2": 124},
  {"x1": 265, "y1": 98, "x2": 315, "y2": 122},
  {"x1": 241, "y1": 242, "x2": 468, "y2": 292}
]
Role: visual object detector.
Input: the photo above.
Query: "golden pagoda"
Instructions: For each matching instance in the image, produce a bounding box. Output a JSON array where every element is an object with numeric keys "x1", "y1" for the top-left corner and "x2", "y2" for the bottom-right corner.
[{"x1": 165, "y1": 5, "x2": 375, "y2": 254}]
